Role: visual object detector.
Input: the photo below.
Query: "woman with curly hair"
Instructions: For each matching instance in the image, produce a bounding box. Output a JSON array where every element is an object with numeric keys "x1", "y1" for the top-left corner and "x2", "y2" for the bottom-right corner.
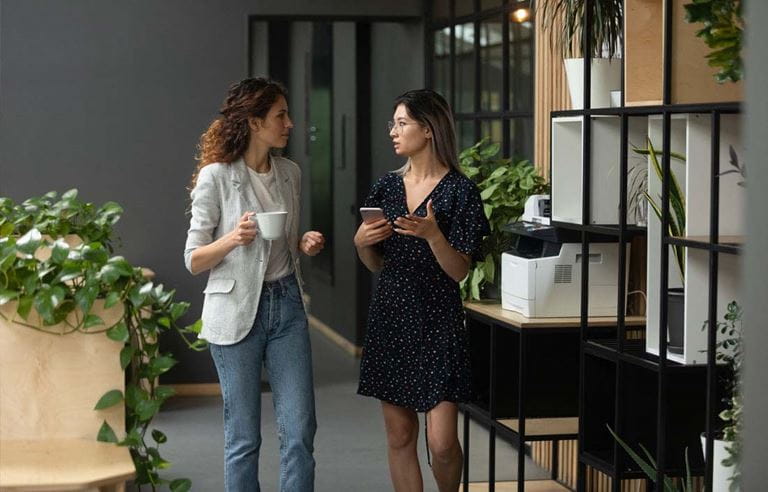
[{"x1": 184, "y1": 77, "x2": 324, "y2": 492}]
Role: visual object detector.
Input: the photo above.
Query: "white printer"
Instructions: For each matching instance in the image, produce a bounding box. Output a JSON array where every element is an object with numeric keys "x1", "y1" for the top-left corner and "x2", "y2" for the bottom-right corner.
[{"x1": 501, "y1": 195, "x2": 628, "y2": 318}]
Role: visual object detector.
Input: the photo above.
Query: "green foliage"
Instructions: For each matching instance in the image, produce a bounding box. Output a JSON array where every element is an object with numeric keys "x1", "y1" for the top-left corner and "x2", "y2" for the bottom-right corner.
[
  {"x1": 684, "y1": 0, "x2": 744, "y2": 83},
  {"x1": 458, "y1": 138, "x2": 549, "y2": 301},
  {"x1": 703, "y1": 300, "x2": 743, "y2": 490},
  {"x1": 537, "y1": 0, "x2": 624, "y2": 59},
  {"x1": 607, "y1": 425, "x2": 696, "y2": 492},
  {"x1": 0, "y1": 190, "x2": 206, "y2": 490},
  {"x1": 0, "y1": 189, "x2": 122, "y2": 252},
  {"x1": 632, "y1": 139, "x2": 687, "y2": 284}
]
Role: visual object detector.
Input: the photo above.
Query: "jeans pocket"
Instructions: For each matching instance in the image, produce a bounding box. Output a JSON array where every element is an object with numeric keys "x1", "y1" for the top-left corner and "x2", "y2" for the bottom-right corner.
[{"x1": 286, "y1": 280, "x2": 303, "y2": 305}]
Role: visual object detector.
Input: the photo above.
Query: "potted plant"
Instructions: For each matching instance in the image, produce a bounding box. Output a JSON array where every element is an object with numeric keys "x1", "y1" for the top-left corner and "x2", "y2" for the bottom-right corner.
[
  {"x1": 537, "y1": 0, "x2": 624, "y2": 108},
  {"x1": 0, "y1": 190, "x2": 206, "y2": 491},
  {"x1": 632, "y1": 139, "x2": 687, "y2": 354},
  {"x1": 458, "y1": 138, "x2": 549, "y2": 301}
]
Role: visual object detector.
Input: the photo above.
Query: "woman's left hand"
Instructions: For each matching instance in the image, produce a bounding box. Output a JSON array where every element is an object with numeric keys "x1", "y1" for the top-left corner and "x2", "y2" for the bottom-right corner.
[
  {"x1": 300, "y1": 231, "x2": 325, "y2": 256},
  {"x1": 393, "y1": 200, "x2": 441, "y2": 243}
]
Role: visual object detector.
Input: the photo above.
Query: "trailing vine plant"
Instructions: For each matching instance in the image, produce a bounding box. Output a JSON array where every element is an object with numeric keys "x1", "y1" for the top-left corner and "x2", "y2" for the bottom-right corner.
[{"x1": 0, "y1": 190, "x2": 206, "y2": 491}]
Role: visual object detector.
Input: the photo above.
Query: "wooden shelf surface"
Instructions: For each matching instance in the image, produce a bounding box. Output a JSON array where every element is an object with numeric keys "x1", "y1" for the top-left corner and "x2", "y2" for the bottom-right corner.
[
  {"x1": 465, "y1": 302, "x2": 646, "y2": 329},
  {"x1": 673, "y1": 235, "x2": 744, "y2": 245},
  {"x1": 468, "y1": 479, "x2": 570, "y2": 491},
  {"x1": 498, "y1": 417, "x2": 579, "y2": 437},
  {"x1": 0, "y1": 439, "x2": 135, "y2": 489}
]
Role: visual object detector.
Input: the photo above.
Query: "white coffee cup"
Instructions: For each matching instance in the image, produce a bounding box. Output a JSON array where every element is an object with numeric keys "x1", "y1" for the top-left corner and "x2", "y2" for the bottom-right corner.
[{"x1": 253, "y1": 211, "x2": 287, "y2": 240}]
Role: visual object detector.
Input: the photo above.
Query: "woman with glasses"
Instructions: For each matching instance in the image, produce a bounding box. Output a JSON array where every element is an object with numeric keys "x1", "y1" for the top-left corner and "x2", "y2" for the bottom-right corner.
[
  {"x1": 184, "y1": 77, "x2": 325, "y2": 491},
  {"x1": 354, "y1": 89, "x2": 489, "y2": 491}
]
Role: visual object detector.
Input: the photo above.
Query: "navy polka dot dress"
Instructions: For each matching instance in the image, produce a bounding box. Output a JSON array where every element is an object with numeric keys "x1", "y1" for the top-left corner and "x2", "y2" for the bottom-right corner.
[{"x1": 357, "y1": 170, "x2": 490, "y2": 412}]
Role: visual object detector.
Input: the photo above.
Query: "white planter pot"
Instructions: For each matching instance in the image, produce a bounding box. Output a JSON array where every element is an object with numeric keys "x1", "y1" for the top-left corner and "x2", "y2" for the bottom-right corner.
[
  {"x1": 701, "y1": 434, "x2": 739, "y2": 492},
  {"x1": 564, "y1": 58, "x2": 622, "y2": 109}
]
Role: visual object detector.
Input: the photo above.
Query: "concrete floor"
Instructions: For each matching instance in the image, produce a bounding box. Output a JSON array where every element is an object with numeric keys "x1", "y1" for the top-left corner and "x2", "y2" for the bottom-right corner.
[{"x1": 145, "y1": 326, "x2": 547, "y2": 491}]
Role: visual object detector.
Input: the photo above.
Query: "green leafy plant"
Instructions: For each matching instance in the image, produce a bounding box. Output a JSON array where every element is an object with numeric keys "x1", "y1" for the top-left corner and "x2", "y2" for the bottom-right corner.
[
  {"x1": 684, "y1": 0, "x2": 744, "y2": 83},
  {"x1": 702, "y1": 300, "x2": 743, "y2": 490},
  {"x1": 607, "y1": 425, "x2": 697, "y2": 492},
  {"x1": 0, "y1": 190, "x2": 123, "y2": 252},
  {"x1": 537, "y1": 0, "x2": 624, "y2": 59},
  {"x1": 632, "y1": 139, "x2": 687, "y2": 284},
  {"x1": 459, "y1": 138, "x2": 548, "y2": 301},
  {"x1": 0, "y1": 190, "x2": 206, "y2": 492},
  {"x1": 718, "y1": 145, "x2": 746, "y2": 187}
]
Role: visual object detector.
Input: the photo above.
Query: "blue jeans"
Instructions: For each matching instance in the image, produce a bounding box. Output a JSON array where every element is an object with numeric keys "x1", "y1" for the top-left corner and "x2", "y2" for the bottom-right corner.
[{"x1": 210, "y1": 274, "x2": 316, "y2": 492}]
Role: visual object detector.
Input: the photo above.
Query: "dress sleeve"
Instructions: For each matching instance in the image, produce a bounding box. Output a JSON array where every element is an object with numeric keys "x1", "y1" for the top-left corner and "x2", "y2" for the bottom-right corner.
[
  {"x1": 447, "y1": 180, "x2": 490, "y2": 261},
  {"x1": 363, "y1": 174, "x2": 388, "y2": 208}
]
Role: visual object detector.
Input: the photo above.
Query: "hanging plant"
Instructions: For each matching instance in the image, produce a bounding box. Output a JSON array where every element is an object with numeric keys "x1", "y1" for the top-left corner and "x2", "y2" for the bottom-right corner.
[
  {"x1": 684, "y1": 0, "x2": 744, "y2": 83},
  {"x1": 0, "y1": 190, "x2": 206, "y2": 491}
]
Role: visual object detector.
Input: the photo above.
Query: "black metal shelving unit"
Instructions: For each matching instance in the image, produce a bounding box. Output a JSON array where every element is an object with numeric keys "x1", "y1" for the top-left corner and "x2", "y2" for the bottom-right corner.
[
  {"x1": 549, "y1": 1, "x2": 743, "y2": 491},
  {"x1": 460, "y1": 303, "x2": 646, "y2": 491}
]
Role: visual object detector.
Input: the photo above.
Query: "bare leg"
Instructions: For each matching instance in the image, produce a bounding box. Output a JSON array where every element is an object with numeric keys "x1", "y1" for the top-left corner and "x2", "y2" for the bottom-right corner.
[
  {"x1": 382, "y1": 401, "x2": 424, "y2": 492},
  {"x1": 426, "y1": 401, "x2": 463, "y2": 492}
]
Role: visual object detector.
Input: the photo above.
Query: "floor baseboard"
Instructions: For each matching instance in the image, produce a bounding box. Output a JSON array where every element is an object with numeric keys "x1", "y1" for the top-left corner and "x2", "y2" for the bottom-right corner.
[
  {"x1": 170, "y1": 383, "x2": 221, "y2": 397},
  {"x1": 307, "y1": 315, "x2": 363, "y2": 358}
]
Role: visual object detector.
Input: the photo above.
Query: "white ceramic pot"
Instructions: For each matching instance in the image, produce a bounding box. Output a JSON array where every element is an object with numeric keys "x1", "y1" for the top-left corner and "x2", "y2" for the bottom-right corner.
[
  {"x1": 701, "y1": 434, "x2": 738, "y2": 492},
  {"x1": 564, "y1": 58, "x2": 622, "y2": 110}
]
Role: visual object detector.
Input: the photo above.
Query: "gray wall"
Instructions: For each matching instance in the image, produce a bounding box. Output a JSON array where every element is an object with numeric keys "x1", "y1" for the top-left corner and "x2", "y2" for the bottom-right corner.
[
  {"x1": 742, "y1": 0, "x2": 768, "y2": 487},
  {"x1": 0, "y1": 0, "x2": 423, "y2": 384}
]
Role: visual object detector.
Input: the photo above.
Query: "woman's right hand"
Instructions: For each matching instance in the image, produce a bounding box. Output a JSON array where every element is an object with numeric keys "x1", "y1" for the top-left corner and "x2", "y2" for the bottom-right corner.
[
  {"x1": 354, "y1": 218, "x2": 393, "y2": 248},
  {"x1": 229, "y1": 212, "x2": 258, "y2": 246}
]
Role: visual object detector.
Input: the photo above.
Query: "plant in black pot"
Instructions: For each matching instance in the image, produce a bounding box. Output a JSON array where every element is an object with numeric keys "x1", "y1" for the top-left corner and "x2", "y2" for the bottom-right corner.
[
  {"x1": 458, "y1": 138, "x2": 548, "y2": 301},
  {"x1": 632, "y1": 139, "x2": 687, "y2": 354}
]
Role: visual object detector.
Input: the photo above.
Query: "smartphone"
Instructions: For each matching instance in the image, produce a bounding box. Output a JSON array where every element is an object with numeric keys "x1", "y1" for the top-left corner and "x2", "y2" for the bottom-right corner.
[{"x1": 360, "y1": 207, "x2": 386, "y2": 224}]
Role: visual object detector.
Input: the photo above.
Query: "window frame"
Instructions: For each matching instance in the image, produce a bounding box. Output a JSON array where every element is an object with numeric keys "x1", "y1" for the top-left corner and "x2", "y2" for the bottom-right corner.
[{"x1": 426, "y1": 0, "x2": 535, "y2": 161}]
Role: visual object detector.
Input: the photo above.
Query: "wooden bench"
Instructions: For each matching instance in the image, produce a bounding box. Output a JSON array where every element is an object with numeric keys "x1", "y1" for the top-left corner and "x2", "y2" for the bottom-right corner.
[{"x1": 0, "y1": 303, "x2": 135, "y2": 491}]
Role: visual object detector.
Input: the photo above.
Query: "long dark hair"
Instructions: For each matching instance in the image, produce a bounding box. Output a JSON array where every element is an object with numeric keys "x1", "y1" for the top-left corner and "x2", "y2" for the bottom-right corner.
[
  {"x1": 392, "y1": 89, "x2": 461, "y2": 175},
  {"x1": 191, "y1": 77, "x2": 287, "y2": 189}
]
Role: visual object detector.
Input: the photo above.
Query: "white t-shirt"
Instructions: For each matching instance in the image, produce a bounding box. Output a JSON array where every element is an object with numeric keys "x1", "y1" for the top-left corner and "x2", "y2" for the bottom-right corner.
[{"x1": 247, "y1": 164, "x2": 293, "y2": 282}]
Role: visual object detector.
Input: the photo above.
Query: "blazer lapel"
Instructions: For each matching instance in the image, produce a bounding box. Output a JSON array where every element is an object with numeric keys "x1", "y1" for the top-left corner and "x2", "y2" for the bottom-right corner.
[{"x1": 230, "y1": 158, "x2": 263, "y2": 213}]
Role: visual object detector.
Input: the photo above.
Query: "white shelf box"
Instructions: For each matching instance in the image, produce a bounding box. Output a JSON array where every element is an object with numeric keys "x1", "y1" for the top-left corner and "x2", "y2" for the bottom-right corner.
[
  {"x1": 645, "y1": 114, "x2": 744, "y2": 364},
  {"x1": 551, "y1": 116, "x2": 648, "y2": 225}
]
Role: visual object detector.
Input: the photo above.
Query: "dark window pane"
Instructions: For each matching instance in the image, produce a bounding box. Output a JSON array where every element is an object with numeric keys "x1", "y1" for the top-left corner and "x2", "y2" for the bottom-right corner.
[
  {"x1": 480, "y1": 16, "x2": 503, "y2": 112},
  {"x1": 432, "y1": 0, "x2": 451, "y2": 24},
  {"x1": 480, "y1": 119, "x2": 503, "y2": 147},
  {"x1": 309, "y1": 22, "x2": 334, "y2": 277},
  {"x1": 510, "y1": 12, "x2": 535, "y2": 111},
  {"x1": 457, "y1": 120, "x2": 477, "y2": 152},
  {"x1": 456, "y1": 0, "x2": 474, "y2": 17},
  {"x1": 455, "y1": 23, "x2": 475, "y2": 114},
  {"x1": 481, "y1": 0, "x2": 502, "y2": 11},
  {"x1": 433, "y1": 28, "x2": 451, "y2": 102},
  {"x1": 509, "y1": 117, "x2": 534, "y2": 161}
]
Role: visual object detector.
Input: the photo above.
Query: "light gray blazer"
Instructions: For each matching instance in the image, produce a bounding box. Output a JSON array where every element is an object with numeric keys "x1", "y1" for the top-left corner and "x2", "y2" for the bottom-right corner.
[{"x1": 184, "y1": 156, "x2": 304, "y2": 345}]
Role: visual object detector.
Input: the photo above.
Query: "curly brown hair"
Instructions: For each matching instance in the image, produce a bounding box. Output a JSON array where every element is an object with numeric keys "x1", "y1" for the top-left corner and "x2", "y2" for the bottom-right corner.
[{"x1": 190, "y1": 77, "x2": 287, "y2": 189}]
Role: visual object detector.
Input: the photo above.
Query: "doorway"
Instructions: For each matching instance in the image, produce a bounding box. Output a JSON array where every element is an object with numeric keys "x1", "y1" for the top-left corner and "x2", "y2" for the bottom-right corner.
[{"x1": 247, "y1": 16, "x2": 423, "y2": 349}]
